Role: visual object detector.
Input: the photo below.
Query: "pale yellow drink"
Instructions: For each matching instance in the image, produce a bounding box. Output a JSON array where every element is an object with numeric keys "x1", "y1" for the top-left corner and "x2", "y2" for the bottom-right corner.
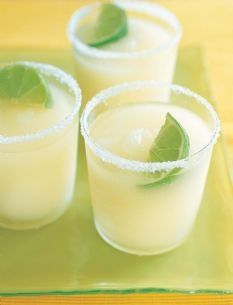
[
  {"x1": 0, "y1": 63, "x2": 81, "y2": 230},
  {"x1": 81, "y1": 81, "x2": 220, "y2": 255},
  {"x1": 68, "y1": 1, "x2": 182, "y2": 101}
]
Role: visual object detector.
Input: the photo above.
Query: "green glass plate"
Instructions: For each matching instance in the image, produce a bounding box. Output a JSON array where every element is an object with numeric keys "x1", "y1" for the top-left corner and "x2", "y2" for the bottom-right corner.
[{"x1": 0, "y1": 47, "x2": 233, "y2": 296}]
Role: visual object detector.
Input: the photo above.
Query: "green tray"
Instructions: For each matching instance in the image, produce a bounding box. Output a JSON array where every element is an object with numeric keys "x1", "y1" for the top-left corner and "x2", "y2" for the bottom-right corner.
[{"x1": 0, "y1": 47, "x2": 233, "y2": 296}]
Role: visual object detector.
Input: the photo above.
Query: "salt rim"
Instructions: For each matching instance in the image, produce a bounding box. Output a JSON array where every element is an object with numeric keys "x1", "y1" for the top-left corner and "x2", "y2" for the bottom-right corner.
[
  {"x1": 0, "y1": 61, "x2": 82, "y2": 145},
  {"x1": 81, "y1": 80, "x2": 221, "y2": 173},
  {"x1": 67, "y1": 0, "x2": 182, "y2": 60}
]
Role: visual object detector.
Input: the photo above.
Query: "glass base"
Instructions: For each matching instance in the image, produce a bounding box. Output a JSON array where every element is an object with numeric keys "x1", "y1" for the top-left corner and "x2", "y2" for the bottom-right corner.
[
  {"x1": 95, "y1": 220, "x2": 186, "y2": 256},
  {"x1": 0, "y1": 203, "x2": 71, "y2": 230}
]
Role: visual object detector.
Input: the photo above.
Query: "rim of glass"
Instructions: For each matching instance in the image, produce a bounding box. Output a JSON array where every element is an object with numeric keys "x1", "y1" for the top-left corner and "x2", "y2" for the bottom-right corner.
[
  {"x1": 67, "y1": 0, "x2": 182, "y2": 60},
  {"x1": 0, "y1": 61, "x2": 82, "y2": 145},
  {"x1": 81, "y1": 80, "x2": 220, "y2": 173}
]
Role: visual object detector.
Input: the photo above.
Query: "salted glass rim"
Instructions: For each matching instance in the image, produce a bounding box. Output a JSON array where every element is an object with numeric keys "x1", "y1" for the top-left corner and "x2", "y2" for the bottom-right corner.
[
  {"x1": 0, "y1": 61, "x2": 82, "y2": 145},
  {"x1": 81, "y1": 80, "x2": 220, "y2": 173},
  {"x1": 67, "y1": 0, "x2": 182, "y2": 60}
]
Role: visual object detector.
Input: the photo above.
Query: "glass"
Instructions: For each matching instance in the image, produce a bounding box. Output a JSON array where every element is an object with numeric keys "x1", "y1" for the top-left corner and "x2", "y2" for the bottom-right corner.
[
  {"x1": 81, "y1": 80, "x2": 220, "y2": 256},
  {"x1": 67, "y1": 1, "x2": 182, "y2": 101},
  {"x1": 0, "y1": 62, "x2": 81, "y2": 230}
]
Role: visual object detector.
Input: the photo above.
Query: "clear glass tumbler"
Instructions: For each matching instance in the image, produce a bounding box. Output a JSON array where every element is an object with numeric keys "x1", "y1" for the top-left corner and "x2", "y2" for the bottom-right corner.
[
  {"x1": 0, "y1": 62, "x2": 81, "y2": 230},
  {"x1": 81, "y1": 80, "x2": 220, "y2": 255},
  {"x1": 68, "y1": 1, "x2": 182, "y2": 101}
]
